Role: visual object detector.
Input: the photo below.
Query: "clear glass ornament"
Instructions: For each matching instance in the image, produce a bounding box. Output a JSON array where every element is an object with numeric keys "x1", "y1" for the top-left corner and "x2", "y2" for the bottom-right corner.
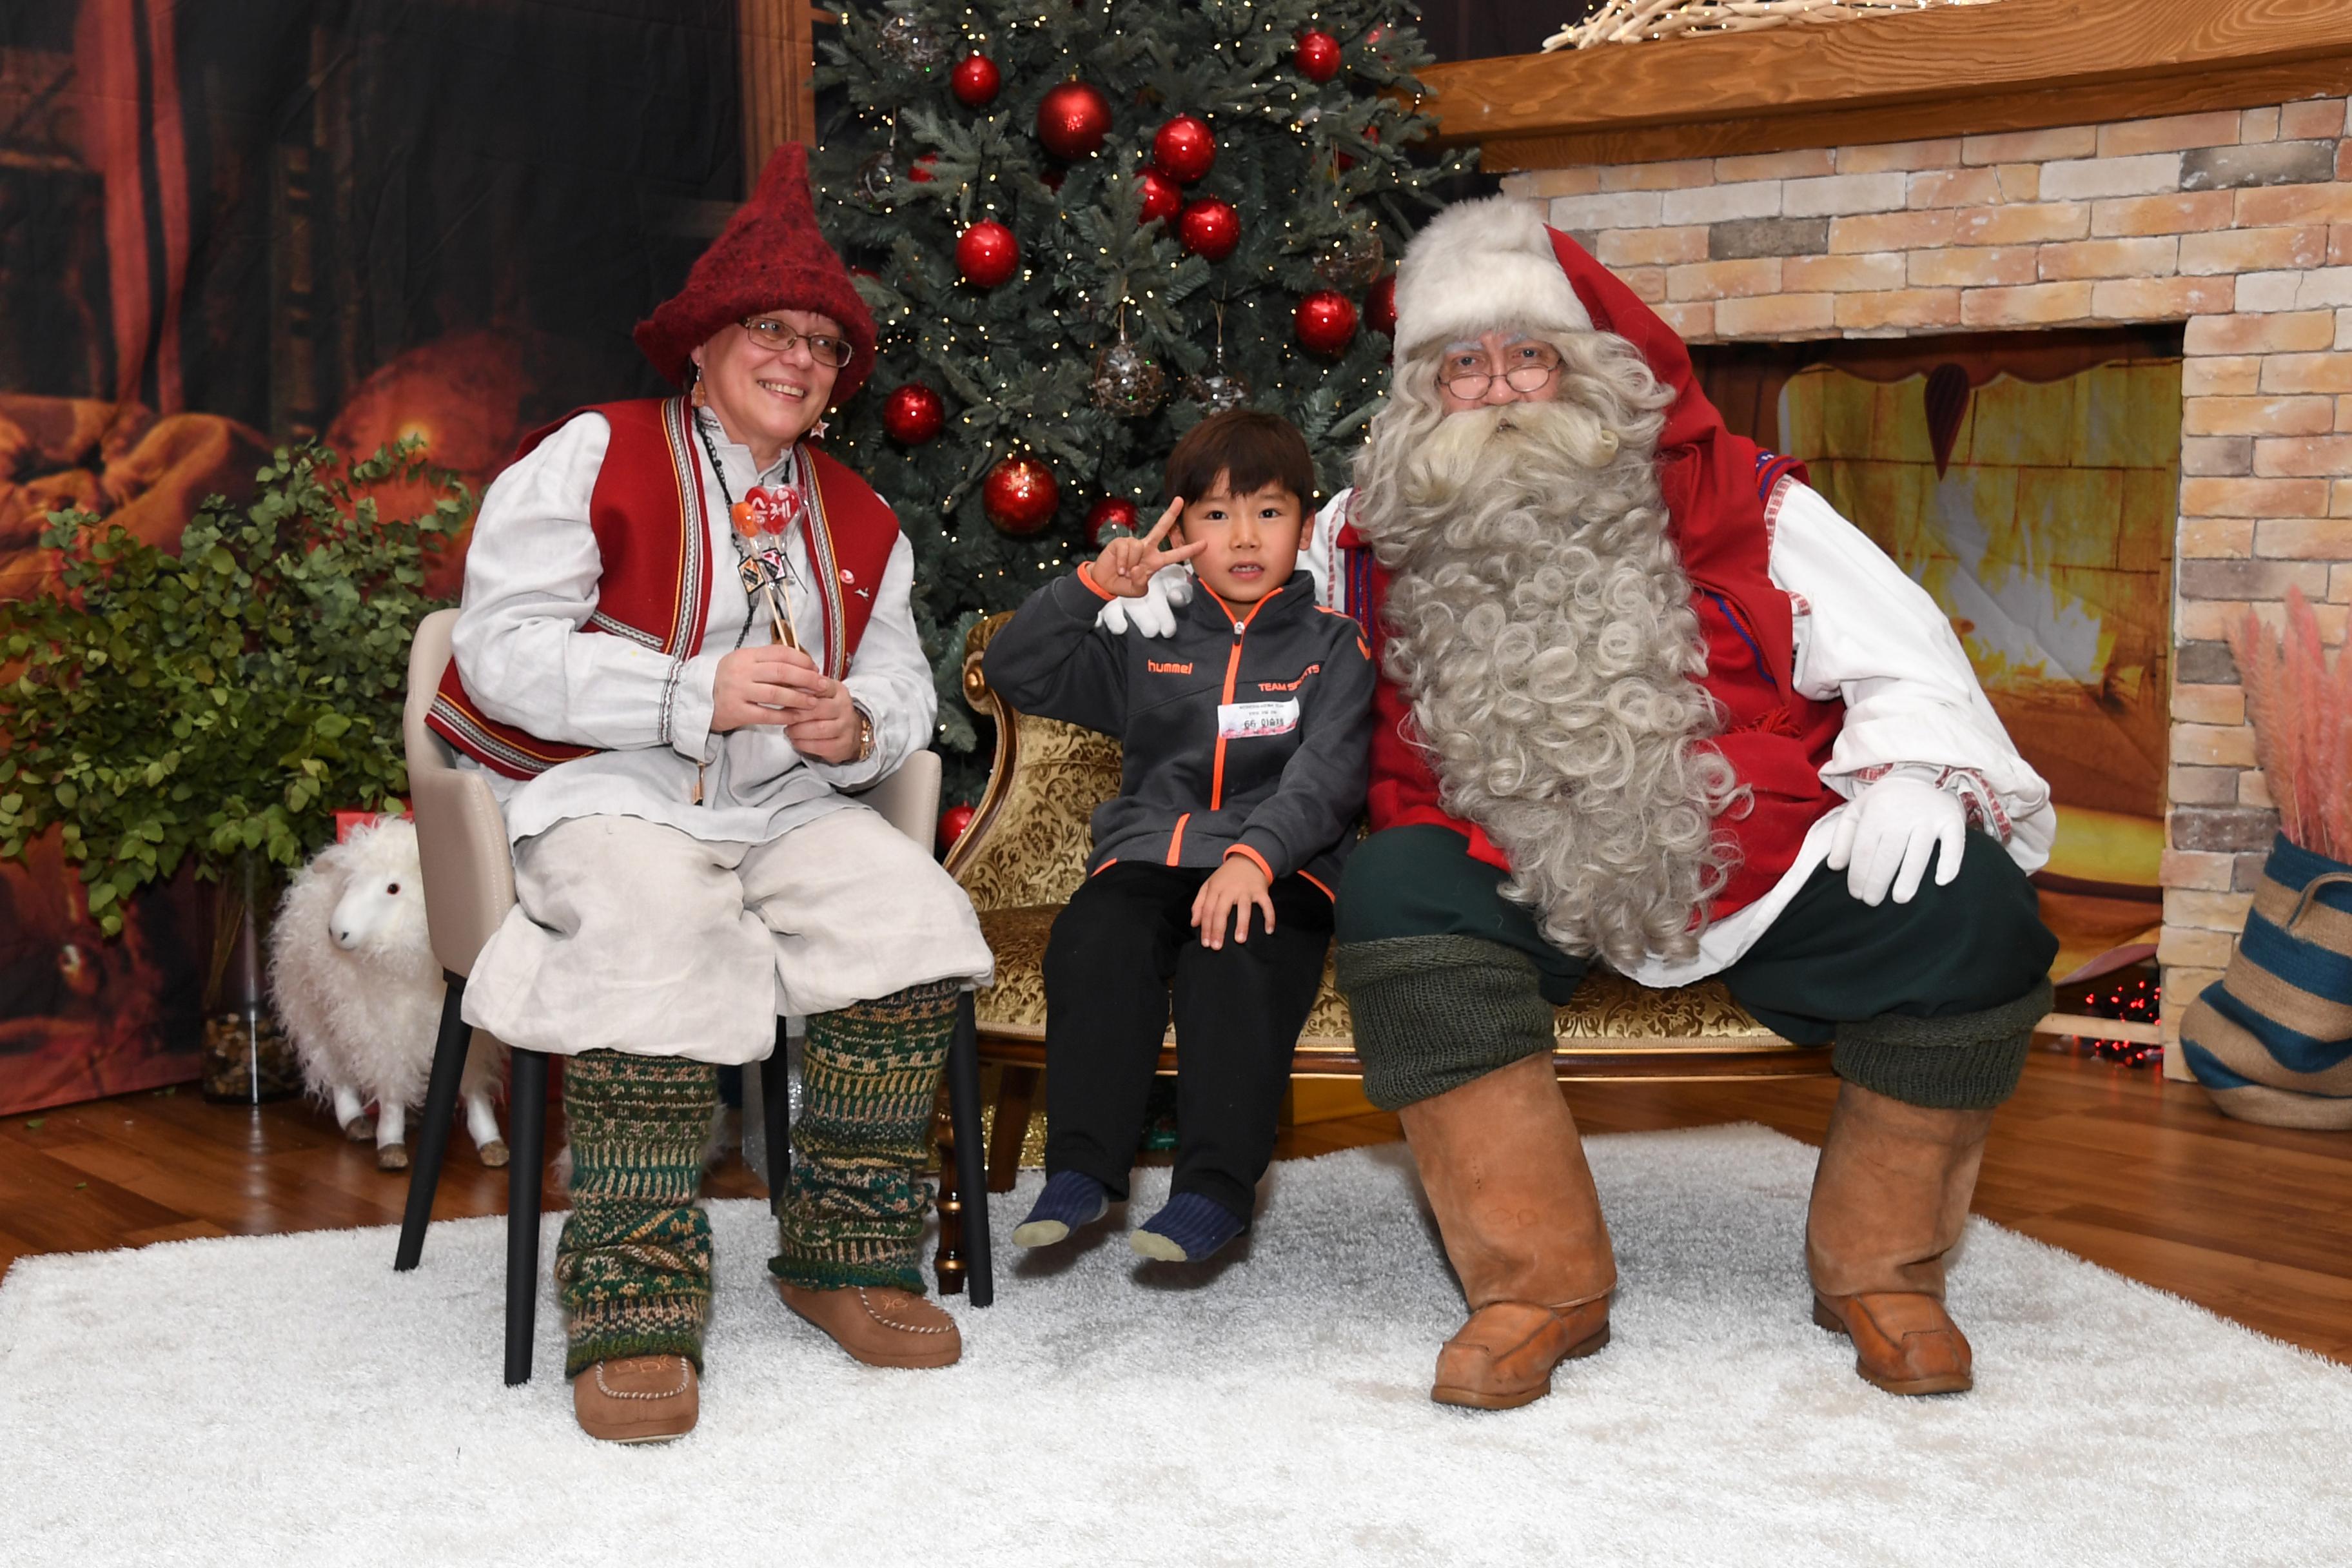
[
  {"x1": 1313, "y1": 226, "x2": 1385, "y2": 291},
  {"x1": 876, "y1": 10, "x2": 948, "y2": 70},
  {"x1": 1088, "y1": 311, "x2": 1168, "y2": 418}
]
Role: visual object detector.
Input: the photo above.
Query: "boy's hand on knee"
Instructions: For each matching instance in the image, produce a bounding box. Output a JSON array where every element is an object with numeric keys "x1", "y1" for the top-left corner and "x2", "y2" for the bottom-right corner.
[{"x1": 1191, "y1": 855, "x2": 1274, "y2": 950}]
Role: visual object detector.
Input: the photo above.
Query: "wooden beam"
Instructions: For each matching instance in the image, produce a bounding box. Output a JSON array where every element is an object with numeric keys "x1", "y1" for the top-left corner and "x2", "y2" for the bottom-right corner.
[
  {"x1": 1419, "y1": 0, "x2": 2352, "y2": 168},
  {"x1": 1476, "y1": 55, "x2": 2352, "y2": 171},
  {"x1": 738, "y1": 0, "x2": 819, "y2": 179}
]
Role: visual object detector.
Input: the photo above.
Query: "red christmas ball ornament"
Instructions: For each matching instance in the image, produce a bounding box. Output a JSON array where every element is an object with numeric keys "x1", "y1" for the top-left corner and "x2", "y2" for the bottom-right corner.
[
  {"x1": 956, "y1": 220, "x2": 1020, "y2": 288},
  {"x1": 1295, "y1": 289, "x2": 1358, "y2": 357},
  {"x1": 1366, "y1": 273, "x2": 1398, "y2": 338},
  {"x1": 906, "y1": 152, "x2": 939, "y2": 183},
  {"x1": 1035, "y1": 81, "x2": 1113, "y2": 160},
  {"x1": 1152, "y1": 114, "x2": 1217, "y2": 184},
  {"x1": 950, "y1": 53, "x2": 1001, "y2": 109},
  {"x1": 1177, "y1": 199, "x2": 1240, "y2": 261},
  {"x1": 1294, "y1": 30, "x2": 1341, "y2": 82},
  {"x1": 881, "y1": 384, "x2": 946, "y2": 444},
  {"x1": 983, "y1": 454, "x2": 1059, "y2": 534},
  {"x1": 937, "y1": 801, "x2": 977, "y2": 853},
  {"x1": 1085, "y1": 495, "x2": 1141, "y2": 546},
  {"x1": 1137, "y1": 170, "x2": 1182, "y2": 226}
]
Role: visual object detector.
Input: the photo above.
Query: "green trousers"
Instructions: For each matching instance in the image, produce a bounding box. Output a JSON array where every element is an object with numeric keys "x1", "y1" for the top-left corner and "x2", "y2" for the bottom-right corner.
[
  {"x1": 1333, "y1": 825, "x2": 2057, "y2": 1113},
  {"x1": 554, "y1": 979, "x2": 961, "y2": 1377}
]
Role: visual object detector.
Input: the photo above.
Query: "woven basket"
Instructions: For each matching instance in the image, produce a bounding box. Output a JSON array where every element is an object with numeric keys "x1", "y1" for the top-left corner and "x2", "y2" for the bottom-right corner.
[{"x1": 2179, "y1": 834, "x2": 2352, "y2": 1130}]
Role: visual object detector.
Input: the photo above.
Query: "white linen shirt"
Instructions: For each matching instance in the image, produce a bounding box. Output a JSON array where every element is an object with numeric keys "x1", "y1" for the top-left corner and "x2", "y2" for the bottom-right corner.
[
  {"x1": 450, "y1": 409, "x2": 937, "y2": 845},
  {"x1": 1308, "y1": 478, "x2": 2056, "y2": 988}
]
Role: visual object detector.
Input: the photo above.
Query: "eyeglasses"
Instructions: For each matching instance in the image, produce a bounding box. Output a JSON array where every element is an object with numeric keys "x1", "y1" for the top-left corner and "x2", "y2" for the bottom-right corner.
[
  {"x1": 740, "y1": 317, "x2": 854, "y2": 368},
  {"x1": 1436, "y1": 342, "x2": 1562, "y2": 400}
]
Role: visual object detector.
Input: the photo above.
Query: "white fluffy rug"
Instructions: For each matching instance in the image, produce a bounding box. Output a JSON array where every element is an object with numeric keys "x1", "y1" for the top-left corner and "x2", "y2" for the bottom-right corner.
[{"x1": 3, "y1": 1126, "x2": 2346, "y2": 1567}]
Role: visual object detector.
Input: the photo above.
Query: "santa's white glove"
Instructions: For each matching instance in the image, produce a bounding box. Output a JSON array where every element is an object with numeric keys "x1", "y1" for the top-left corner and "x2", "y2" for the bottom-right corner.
[
  {"x1": 1825, "y1": 775, "x2": 1966, "y2": 907},
  {"x1": 1095, "y1": 564, "x2": 1194, "y2": 638}
]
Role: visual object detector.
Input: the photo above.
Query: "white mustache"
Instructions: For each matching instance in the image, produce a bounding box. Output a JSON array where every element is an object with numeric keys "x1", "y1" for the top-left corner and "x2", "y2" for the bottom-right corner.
[{"x1": 1402, "y1": 399, "x2": 1624, "y2": 508}]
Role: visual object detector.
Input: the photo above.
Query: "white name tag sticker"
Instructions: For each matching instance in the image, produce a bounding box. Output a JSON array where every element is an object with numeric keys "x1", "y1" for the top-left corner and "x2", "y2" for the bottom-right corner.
[{"x1": 1217, "y1": 698, "x2": 1300, "y2": 740}]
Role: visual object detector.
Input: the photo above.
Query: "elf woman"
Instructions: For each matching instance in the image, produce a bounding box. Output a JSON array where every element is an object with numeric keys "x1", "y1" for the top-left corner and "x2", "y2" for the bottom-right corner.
[{"x1": 429, "y1": 145, "x2": 994, "y2": 1444}]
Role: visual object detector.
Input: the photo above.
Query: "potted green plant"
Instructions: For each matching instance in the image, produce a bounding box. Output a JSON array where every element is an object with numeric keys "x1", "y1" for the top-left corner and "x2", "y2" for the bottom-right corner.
[{"x1": 0, "y1": 439, "x2": 466, "y2": 1101}]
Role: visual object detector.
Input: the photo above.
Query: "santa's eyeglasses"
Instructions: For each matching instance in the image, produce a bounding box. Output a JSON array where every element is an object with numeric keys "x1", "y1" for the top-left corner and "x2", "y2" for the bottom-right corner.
[
  {"x1": 740, "y1": 316, "x2": 854, "y2": 368},
  {"x1": 1436, "y1": 342, "x2": 1563, "y2": 399}
]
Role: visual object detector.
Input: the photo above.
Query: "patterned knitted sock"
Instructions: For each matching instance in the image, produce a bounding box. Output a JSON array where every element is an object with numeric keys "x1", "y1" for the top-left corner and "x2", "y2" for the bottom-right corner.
[
  {"x1": 769, "y1": 979, "x2": 959, "y2": 1293},
  {"x1": 554, "y1": 1050, "x2": 718, "y2": 1378},
  {"x1": 1131, "y1": 1190, "x2": 1248, "y2": 1264},
  {"x1": 1012, "y1": 1169, "x2": 1110, "y2": 1248}
]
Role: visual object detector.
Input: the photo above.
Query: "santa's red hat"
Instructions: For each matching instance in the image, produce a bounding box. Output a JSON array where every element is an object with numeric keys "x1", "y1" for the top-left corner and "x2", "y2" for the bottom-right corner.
[{"x1": 633, "y1": 142, "x2": 877, "y2": 403}]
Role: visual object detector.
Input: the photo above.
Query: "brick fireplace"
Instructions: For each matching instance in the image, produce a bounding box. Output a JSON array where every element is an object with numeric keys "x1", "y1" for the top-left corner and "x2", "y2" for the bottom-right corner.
[{"x1": 1424, "y1": 3, "x2": 2352, "y2": 1069}]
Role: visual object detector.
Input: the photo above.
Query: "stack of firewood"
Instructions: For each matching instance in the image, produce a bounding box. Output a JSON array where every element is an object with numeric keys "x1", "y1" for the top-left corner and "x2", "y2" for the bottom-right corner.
[{"x1": 1546, "y1": 0, "x2": 2001, "y2": 51}]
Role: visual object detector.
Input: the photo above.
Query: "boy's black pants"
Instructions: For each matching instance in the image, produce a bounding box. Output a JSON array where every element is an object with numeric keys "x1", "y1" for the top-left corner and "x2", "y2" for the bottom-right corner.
[{"x1": 1041, "y1": 862, "x2": 1335, "y2": 1221}]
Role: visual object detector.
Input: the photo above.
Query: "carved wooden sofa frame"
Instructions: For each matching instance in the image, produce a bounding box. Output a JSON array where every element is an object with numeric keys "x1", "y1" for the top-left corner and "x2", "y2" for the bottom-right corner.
[{"x1": 944, "y1": 612, "x2": 1832, "y2": 1191}]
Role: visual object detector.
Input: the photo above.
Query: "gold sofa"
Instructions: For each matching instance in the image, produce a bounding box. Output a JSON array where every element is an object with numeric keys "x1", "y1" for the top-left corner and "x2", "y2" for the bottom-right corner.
[{"x1": 945, "y1": 614, "x2": 1831, "y2": 1188}]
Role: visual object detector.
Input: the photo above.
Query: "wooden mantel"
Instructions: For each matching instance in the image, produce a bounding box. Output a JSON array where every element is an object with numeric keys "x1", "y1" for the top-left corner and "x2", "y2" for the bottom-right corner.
[{"x1": 1420, "y1": 0, "x2": 2352, "y2": 170}]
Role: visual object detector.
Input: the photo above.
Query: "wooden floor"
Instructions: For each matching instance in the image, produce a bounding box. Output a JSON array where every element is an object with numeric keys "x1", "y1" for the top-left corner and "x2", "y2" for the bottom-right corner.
[{"x1": 5, "y1": 1050, "x2": 2350, "y2": 1362}]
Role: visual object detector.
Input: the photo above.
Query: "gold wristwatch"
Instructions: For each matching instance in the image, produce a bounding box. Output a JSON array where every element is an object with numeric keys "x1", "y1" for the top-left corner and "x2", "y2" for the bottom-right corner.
[{"x1": 853, "y1": 703, "x2": 876, "y2": 763}]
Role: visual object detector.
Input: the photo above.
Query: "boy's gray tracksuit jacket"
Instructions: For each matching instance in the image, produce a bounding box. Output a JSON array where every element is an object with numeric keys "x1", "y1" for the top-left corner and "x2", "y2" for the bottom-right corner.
[{"x1": 981, "y1": 567, "x2": 1375, "y2": 893}]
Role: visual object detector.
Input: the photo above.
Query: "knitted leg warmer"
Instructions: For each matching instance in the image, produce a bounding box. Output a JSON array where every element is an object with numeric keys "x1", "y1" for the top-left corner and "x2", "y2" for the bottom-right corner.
[
  {"x1": 554, "y1": 1050, "x2": 717, "y2": 1378},
  {"x1": 1831, "y1": 980, "x2": 2055, "y2": 1111},
  {"x1": 769, "y1": 979, "x2": 960, "y2": 1293},
  {"x1": 1335, "y1": 935, "x2": 1559, "y2": 1112}
]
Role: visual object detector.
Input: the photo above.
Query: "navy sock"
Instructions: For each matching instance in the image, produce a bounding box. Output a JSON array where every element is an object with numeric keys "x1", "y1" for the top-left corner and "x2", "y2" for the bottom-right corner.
[
  {"x1": 1012, "y1": 1169, "x2": 1110, "y2": 1248},
  {"x1": 1131, "y1": 1190, "x2": 1247, "y2": 1263}
]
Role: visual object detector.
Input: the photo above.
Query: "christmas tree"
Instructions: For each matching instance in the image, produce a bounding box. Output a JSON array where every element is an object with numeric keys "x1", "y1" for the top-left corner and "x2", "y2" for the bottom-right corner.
[{"x1": 808, "y1": 1, "x2": 1467, "y2": 799}]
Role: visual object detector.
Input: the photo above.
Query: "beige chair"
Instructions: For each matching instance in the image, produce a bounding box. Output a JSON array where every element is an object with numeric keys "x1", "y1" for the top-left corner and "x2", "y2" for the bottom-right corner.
[{"x1": 392, "y1": 609, "x2": 992, "y2": 1386}]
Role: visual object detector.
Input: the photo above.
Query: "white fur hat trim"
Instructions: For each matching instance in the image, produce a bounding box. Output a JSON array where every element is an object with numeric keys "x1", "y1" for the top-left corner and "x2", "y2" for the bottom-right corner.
[{"x1": 1390, "y1": 194, "x2": 1591, "y2": 358}]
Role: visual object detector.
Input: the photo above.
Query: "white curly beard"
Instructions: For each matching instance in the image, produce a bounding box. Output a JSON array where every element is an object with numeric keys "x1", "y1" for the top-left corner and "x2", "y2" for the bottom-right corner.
[{"x1": 1352, "y1": 349, "x2": 1742, "y2": 969}]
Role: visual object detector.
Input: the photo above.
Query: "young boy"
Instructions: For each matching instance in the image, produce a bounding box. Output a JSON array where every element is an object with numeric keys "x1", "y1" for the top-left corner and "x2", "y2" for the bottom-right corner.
[{"x1": 981, "y1": 410, "x2": 1375, "y2": 1262}]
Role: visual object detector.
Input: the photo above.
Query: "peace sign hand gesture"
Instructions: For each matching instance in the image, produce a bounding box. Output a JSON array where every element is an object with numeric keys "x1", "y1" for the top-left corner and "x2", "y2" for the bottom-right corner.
[{"x1": 1090, "y1": 498, "x2": 1204, "y2": 598}]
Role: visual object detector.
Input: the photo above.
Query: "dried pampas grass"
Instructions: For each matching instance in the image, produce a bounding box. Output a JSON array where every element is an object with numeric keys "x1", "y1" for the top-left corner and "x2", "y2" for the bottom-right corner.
[
  {"x1": 1547, "y1": 0, "x2": 2003, "y2": 52},
  {"x1": 2228, "y1": 589, "x2": 2352, "y2": 863}
]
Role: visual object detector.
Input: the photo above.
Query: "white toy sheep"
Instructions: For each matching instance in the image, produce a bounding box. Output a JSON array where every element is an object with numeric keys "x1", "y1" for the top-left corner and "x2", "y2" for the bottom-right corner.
[{"x1": 268, "y1": 817, "x2": 506, "y2": 1171}]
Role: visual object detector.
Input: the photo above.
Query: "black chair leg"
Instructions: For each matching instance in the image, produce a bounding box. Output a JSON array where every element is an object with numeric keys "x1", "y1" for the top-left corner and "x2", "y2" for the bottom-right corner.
[
  {"x1": 761, "y1": 1019, "x2": 792, "y2": 1216},
  {"x1": 394, "y1": 974, "x2": 472, "y2": 1272},
  {"x1": 945, "y1": 991, "x2": 993, "y2": 1308},
  {"x1": 503, "y1": 1046, "x2": 549, "y2": 1386}
]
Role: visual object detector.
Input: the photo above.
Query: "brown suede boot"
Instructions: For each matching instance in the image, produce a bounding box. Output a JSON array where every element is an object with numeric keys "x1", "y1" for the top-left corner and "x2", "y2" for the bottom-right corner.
[
  {"x1": 1806, "y1": 1080, "x2": 1994, "y2": 1396},
  {"x1": 572, "y1": 1354, "x2": 699, "y2": 1443},
  {"x1": 1396, "y1": 1050, "x2": 1616, "y2": 1411}
]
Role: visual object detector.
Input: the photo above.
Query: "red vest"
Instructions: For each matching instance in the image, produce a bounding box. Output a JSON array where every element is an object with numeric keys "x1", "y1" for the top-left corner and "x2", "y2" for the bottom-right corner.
[{"x1": 427, "y1": 396, "x2": 901, "y2": 779}]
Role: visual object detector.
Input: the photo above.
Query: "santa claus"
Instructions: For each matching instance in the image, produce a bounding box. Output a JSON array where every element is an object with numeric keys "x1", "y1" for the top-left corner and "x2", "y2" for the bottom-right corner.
[{"x1": 1126, "y1": 195, "x2": 2057, "y2": 1410}]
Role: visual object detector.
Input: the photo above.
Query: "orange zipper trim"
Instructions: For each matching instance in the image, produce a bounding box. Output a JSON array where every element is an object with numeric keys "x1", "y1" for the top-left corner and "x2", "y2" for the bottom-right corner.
[
  {"x1": 1199, "y1": 582, "x2": 1282, "y2": 812},
  {"x1": 1166, "y1": 813, "x2": 1190, "y2": 863}
]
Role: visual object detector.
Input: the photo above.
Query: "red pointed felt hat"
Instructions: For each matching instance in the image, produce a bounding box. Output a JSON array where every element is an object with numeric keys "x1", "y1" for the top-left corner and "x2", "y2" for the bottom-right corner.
[{"x1": 633, "y1": 142, "x2": 878, "y2": 404}]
